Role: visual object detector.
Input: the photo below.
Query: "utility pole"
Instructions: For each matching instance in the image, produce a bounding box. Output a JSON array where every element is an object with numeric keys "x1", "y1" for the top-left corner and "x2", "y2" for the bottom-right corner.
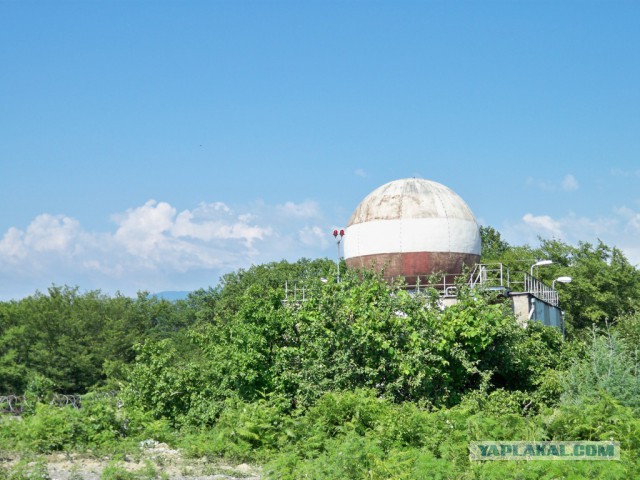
[{"x1": 333, "y1": 229, "x2": 344, "y2": 282}]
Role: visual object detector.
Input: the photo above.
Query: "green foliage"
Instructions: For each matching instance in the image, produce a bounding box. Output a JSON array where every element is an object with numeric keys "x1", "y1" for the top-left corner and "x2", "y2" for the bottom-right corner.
[
  {"x1": 100, "y1": 463, "x2": 140, "y2": 480},
  {"x1": 0, "y1": 395, "x2": 127, "y2": 454},
  {"x1": 1, "y1": 239, "x2": 639, "y2": 477},
  {"x1": 1, "y1": 455, "x2": 51, "y2": 480},
  {"x1": 263, "y1": 390, "x2": 445, "y2": 479},
  {"x1": 100, "y1": 461, "x2": 167, "y2": 480},
  {"x1": 197, "y1": 258, "x2": 335, "y2": 322},
  {"x1": 122, "y1": 339, "x2": 205, "y2": 426},
  {"x1": 180, "y1": 396, "x2": 293, "y2": 462},
  {"x1": 260, "y1": 388, "x2": 640, "y2": 479},
  {"x1": 21, "y1": 374, "x2": 56, "y2": 415},
  {"x1": 614, "y1": 310, "x2": 640, "y2": 368},
  {"x1": 77, "y1": 394, "x2": 126, "y2": 447},
  {"x1": 480, "y1": 225, "x2": 510, "y2": 261},
  {"x1": 545, "y1": 393, "x2": 640, "y2": 449},
  {"x1": 0, "y1": 286, "x2": 196, "y2": 394},
  {"x1": 122, "y1": 260, "x2": 570, "y2": 428},
  {"x1": 541, "y1": 240, "x2": 640, "y2": 332},
  {"x1": 10, "y1": 403, "x2": 83, "y2": 453},
  {"x1": 561, "y1": 327, "x2": 640, "y2": 412},
  {"x1": 477, "y1": 232, "x2": 640, "y2": 335}
]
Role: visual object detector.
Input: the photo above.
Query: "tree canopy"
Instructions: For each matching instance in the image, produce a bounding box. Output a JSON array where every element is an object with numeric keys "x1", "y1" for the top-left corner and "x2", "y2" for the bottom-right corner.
[
  {"x1": 480, "y1": 227, "x2": 640, "y2": 334},
  {"x1": 1, "y1": 238, "x2": 640, "y2": 478}
]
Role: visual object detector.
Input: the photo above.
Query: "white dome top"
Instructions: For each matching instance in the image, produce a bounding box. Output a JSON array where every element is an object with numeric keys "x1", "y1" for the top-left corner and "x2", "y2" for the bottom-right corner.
[
  {"x1": 344, "y1": 178, "x2": 481, "y2": 259},
  {"x1": 348, "y1": 178, "x2": 477, "y2": 226}
]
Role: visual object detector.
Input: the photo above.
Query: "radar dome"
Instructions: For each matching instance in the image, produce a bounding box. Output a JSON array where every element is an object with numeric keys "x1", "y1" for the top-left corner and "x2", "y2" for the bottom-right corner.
[{"x1": 343, "y1": 178, "x2": 481, "y2": 282}]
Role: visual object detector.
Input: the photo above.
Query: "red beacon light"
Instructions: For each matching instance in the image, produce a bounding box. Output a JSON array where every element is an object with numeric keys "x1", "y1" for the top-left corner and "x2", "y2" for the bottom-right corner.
[
  {"x1": 339, "y1": 229, "x2": 345, "y2": 236},
  {"x1": 333, "y1": 229, "x2": 338, "y2": 237}
]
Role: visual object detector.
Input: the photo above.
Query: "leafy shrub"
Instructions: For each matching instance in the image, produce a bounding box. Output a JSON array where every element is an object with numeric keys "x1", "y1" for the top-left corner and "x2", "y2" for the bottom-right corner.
[
  {"x1": 180, "y1": 396, "x2": 292, "y2": 462},
  {"x1": 1, "y1": 394, "x2": 130, "y2": 454},
  {"x1": 299, "y1": 388, "x2": 388, "y2": 439},
  {"x1": 100, "y1": 461, "x2": 165, "y2": 480},
  {"x1": 21, "y1": 374, "x2": 56, "y2": 416},
  {"x1": 545, "y1": 394, "x2": 640, "y2": 450},
  {"x1": 12, "y1": 403, "x2": 81, "y2": 453},
  {"x1": 2, "y1": 455, "x2": 51, "y2": 480},
  {"x1": 561, "y1": 328, "x2": 640, "y2": 412}
]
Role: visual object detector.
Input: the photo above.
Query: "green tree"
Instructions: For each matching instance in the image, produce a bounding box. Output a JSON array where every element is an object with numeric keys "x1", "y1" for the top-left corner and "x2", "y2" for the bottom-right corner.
[
  {"x1": 123, "y1": 260, "x2": 563, "y2": 425},
  {"x1": 535, "y1": 239, "x2": 640, "y2": 332},
  {"x1": 477, "y1": 229, "x2": 640, "y2": 334},
  {"x1": 0, "y1": 285, "x2": 195, "y2": 393},
  {"x1": 479, "y1": 225, "x2": 510, "y2": 261}
]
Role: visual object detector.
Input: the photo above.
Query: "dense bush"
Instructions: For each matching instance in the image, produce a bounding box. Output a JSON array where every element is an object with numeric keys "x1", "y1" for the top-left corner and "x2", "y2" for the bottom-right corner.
[
  {"x1": 256, "y1": 389, "x2": 638, "y2": 478},
  {"x1": 480, "y1": 229, "x2": 640, "y2": 334},
  {"x1": 0, "y1": 395, "x2": 124, "y2": 453},
  {"x1": 561, "y1": 327, "x2": 640, "y2": 412},
  {"x1": 123, "y1": 263, "x2": 565, "y2": 428},
  {"x1": 2, "y1": 253, "x2": 640, "y2": 478},
  {"x1": 0, "y1": 286, "x2": 195, "y2": 393}
]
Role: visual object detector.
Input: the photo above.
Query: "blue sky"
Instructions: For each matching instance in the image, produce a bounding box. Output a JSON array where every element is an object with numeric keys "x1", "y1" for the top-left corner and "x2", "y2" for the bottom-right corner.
[{"x1": 1, "y1": 1, "x2": 639, "y2": 300}]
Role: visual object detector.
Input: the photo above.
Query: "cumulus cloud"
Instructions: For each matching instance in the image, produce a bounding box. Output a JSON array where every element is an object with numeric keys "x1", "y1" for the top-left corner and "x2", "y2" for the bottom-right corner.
[
  {"x1": 503, "y1": 207, "x2": 640, "y2": 266},
  {"x1": 113, "y1": 201, "x2": 177, "y2": 258},
  {"x1": 615, "y1": 206, "x2": 640, "y2": 233},
  {"x1": 0, "y1": 214, "x2": 90, "y2": 271},
  {"x1": 276, "y1": 200, "x2": 320, "y2": 218},
  {"x1": 522, "y1": 213, "x2": 564, "y2": 238},
  {"x1": 0, "y1": 198, "x2": 337, "y2": 300},
  {"x1": 610, "y1": 168, "x2": 640, "y2": 178},
  {"x1": 526, "y1": 173, "x2": 579, "y2": 192},
  {"x1": 561, "y1": 174, "x2": 579, "y2": 191},
  {"x1": 298, "y1": 225, "x2": 330, "y2": 248},
  {"x1": 525, "y1": 176, "x2": 554, "y2": 191},
  {"x1": 0, "y1": 227, "x2": 27, "y2": 259}
]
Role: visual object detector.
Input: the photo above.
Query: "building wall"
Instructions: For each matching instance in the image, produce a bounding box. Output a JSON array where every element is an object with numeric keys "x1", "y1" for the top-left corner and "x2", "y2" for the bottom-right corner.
[{"x1": 510, "y1": 292, "x2": 564, "y2": 331}]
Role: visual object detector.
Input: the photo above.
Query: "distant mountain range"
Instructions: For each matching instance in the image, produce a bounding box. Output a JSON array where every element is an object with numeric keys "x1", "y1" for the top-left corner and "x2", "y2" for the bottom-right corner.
[{"x1": 153, "y1": 290, "x2": 191, "y2": 301}]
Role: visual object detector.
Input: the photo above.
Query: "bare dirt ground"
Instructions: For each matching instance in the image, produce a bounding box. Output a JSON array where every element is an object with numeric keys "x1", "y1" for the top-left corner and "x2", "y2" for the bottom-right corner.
[{"x1": 0, "y1": 442, "x2": 262, "y2": 480}]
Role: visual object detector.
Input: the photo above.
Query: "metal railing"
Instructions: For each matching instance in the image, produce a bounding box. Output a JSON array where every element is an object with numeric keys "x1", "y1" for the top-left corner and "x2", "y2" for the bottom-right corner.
[
  {"x1": 400, "y1": 263, "x2": 560, "y2": 307},
  {"x1": 281, "y1": 263, "x2": 562, "y2": 307},
  {"x1": 402, "y1": 263, "x2": 510, "y2": 297},
  {"x1": 523, "y1": 273, "x2": 559, "y2": 306},
  {"x1": 468, "y1": 263, "x2": 510, "y2": 290},
  {"x1": 282, "y1": 281, "x2": 308, "y2": 304}
]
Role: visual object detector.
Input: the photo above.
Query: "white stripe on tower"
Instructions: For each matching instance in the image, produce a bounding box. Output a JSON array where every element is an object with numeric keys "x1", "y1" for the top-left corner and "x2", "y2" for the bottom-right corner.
[{"x1": 344, "y1": 218, "x2": 481, "y2": 259}]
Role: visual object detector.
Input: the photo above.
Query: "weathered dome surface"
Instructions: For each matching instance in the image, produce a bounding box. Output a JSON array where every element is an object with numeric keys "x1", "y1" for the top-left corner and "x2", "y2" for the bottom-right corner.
[{"x1": 344, "y1": 178, "x2": 481, "y2": 281}]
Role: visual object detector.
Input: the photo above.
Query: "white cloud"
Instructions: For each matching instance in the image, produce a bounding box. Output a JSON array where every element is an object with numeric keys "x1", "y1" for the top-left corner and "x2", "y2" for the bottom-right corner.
[
  {"x1": 0, "y1": 198, "x2": 337, "y2": 300},
  {"x1": 610, "y1": 168, "x2": 640, "y2": 178},
  {"x1": 561, "y1": 174, "x2": 579, "y2": 191},
  {"x1": 276, "y1": 200, "x2": 320, "y2": 218},
  {"x1": 0, "y1": 227, "x2": 27, "y2": 260},
  {"x1": 298, "y1": 226, "x2": 330, "y2": 248},
  {"x1": 526, "y1": 174, "x2": 579, "y2": 192},
  {"x1": 172, "y1": 205, "x2": 270, "y2": 246},
  {"x1": 27, "y1": 214, "x2": 83, "y2": 253},
  {"x1": 525, "y1": 176, "x2": 554, "y2": 191},
  {"x1": 504, "y1": 208, "x2": 639, "y2": 266},
  {"x1": 113, "y1": 201, "x2": 177, "y2": 258},
  {"x1": 521, "y1": 213, "x2": 564, "y2": 238},
  {"x1": 615, "y1": 206, "x2": 640, "y2": 228},
  {"x1": 354, "y1": 168, "x2": 367, "y2": 178}
]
